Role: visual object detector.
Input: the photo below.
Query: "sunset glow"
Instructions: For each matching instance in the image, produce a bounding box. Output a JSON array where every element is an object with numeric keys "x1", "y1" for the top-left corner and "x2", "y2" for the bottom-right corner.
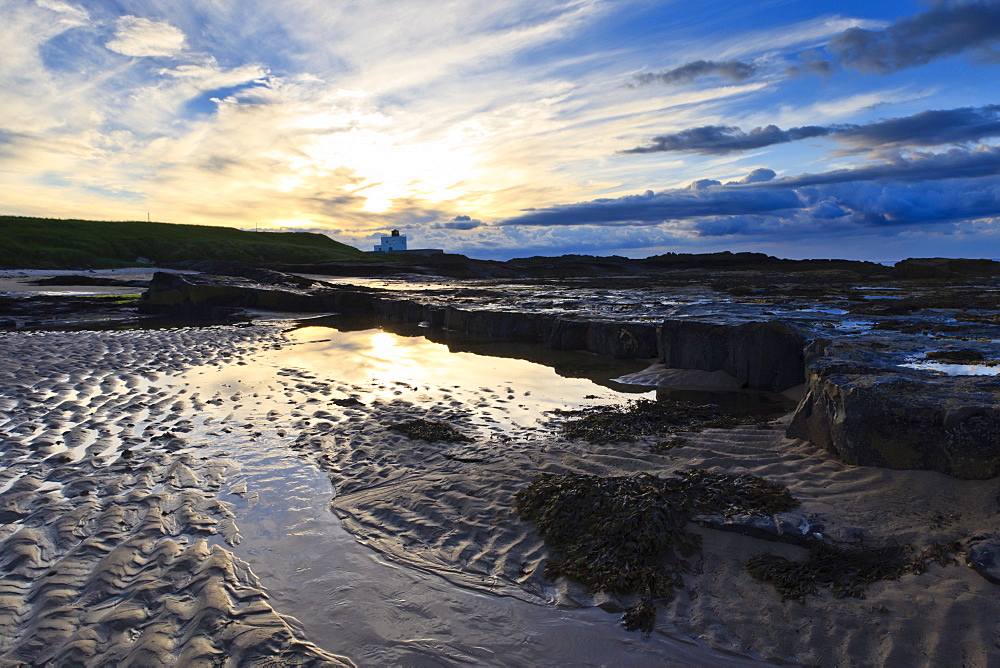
[{"x1": 2, "y1": 1, "x2": 999, "y2": 259}]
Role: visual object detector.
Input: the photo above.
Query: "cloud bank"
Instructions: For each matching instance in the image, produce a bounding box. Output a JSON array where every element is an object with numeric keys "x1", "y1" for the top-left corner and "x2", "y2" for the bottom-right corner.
[
  {"x1": 625, "y1": 106, "x2": 1000, "y2": 155},
  {"x1": 624, "y1": 124, "x2": 831, "y2": 155},
  {"x1": 504, "y1": 147, "x2": 1000, "y2": 242}
]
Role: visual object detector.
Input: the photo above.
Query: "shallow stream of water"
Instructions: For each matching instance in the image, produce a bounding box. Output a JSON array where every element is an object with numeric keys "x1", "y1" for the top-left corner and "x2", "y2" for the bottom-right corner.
[{"x1": 170, "y1": 320, "x2": 764, "y2": 666}]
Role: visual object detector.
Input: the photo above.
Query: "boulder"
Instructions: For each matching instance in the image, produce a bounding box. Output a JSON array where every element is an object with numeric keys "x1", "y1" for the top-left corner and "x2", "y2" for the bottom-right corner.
[
  {"x1": 658, "y1": 320, "x2": 807, "y2": 392},
  {"x1": 550, "y1": 319, "x2": 659, "y2": 359},
  {"x1": 967, "y1": 535, "x2": 1000, "y2": 584},
  {"x1": 787, "y1": 339, "x2": 1000, "y2": 480},
  {"x1": 443, "y1": 306, "x2": 555, "y2": 341}
]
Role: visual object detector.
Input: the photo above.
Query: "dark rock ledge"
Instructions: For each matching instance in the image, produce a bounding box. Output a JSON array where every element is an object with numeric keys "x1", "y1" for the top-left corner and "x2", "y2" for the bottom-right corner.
[{"x1": 139, "y1": 270, "x2": 1000, "y2": 479}]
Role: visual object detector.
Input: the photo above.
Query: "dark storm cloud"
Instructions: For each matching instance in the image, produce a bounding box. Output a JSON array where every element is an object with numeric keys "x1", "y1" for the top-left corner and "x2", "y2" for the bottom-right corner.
[
  {"x1": 768, "y1": 144, "x2": 1000, "y2": 187},
  {"x1": 437, "y1": 214, "x2": 483, "y2": 230},
  {"x1": 834, "y1": 105, "x2": 1000, "y2": 148},
  {"x1": 623, "y1": 124, "x2": 830, "y2": 155},
  {"x1": 504, "y1": 184, "x2": 803, "y2": 227},
  {"x1": 631, "y1": 60, "x2": 758, "y2": 86},
  {"x1": 502, "y1": 147, "x2": 1000, "y2": 235},
  {"x1": 824, "y1": 1, "x2": 1000, "y2": 74},
  {"x1": 625, "y1": 106, "x2": 1000, "y2": 155},
  {"x1": 727, "y1": 168, "x2": 777, "y2": 185}
]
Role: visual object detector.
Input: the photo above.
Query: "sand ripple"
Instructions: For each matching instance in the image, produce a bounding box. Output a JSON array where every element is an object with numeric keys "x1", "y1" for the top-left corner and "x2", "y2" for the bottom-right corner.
[
  {"x1": 293, "y1": 399, "x2": 1000, "y2": 666},
  {"x1": 0, "y1": 328, "x2": 352, "y2": 666}
]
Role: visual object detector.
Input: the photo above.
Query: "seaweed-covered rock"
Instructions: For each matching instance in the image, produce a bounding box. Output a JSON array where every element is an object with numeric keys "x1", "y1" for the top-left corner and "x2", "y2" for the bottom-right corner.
[
  {"x1": 747, "y1": 540, "x2": 961, "y2": 602},
  {"x1": 388, "y1": 418, "x2": 472, "y2": 443},
  {"x1": 558, "y1": 398, "x2": 785, "y2": 446},
  {"x1": 515, "y1": 469, "x2": 798, "y2": 630}
]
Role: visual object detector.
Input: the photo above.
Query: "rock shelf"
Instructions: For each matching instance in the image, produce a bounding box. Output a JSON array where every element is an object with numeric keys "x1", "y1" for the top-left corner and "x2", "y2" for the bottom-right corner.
[{"x1": 139, "y1": 267, "x2": 1000, "y2": 479}]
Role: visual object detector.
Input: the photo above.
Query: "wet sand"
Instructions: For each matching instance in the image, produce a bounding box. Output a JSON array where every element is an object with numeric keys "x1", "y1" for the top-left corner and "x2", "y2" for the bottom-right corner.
[{"x1": 1, "y1": 321, "x2": 998, "y2": 666}]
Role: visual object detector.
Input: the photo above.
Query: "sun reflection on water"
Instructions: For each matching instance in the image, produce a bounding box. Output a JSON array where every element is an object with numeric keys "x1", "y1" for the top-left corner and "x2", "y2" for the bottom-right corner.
[{"x1": 187, "y1": 324, "x2": 654, "y2": 432}]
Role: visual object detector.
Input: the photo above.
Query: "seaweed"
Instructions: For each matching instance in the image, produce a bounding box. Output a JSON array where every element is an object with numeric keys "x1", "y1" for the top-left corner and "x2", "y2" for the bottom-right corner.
[
  {"x1": 925, "y1": 349, "x2": 996, "y2": 365},
  {"x1": 621, "y1": 589, "x2": 656, "y2": 633},
  {"x1": 673, "y1": 468, "x2": 800, "y2": 518},
  {"x1": 649, "y1": 436, "x2": 687, "y2": 454},
  {"x1": 388, "y1": 418, "x2": 473, "y2": 443},
  {"x1": 557, "y1": 398, "x2": 783, "y2": 447},
  {"x1": 746, "y1": 539, "x2": 962, "y2": 602},
  {"x1": 514, "y1": 469, "x2": 798, "y2": 631}
]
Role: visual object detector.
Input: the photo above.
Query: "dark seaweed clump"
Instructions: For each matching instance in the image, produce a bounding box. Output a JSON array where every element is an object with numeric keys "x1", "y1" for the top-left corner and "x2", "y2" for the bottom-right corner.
[
  {"x1": 514, "y1": 470, "x2": 798, "y2": 632},
  {"x1": 388, "y1": 419, "x2": 472, "y2": 443},
  {"x1": 558, "y1": 399, "x2": 783, "y2": 446},
  {"x1": 925, "y1": 349, "x2": 995, "y2": 365},
  {"x1": 747, "y1": 539, "x2": 962, "y2": 602}
]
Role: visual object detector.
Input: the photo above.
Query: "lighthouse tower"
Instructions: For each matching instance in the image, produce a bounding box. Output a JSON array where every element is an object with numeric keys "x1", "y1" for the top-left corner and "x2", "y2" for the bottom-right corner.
[{"x1": 373, "y1": 229, "x2": 407, "y2": 253}]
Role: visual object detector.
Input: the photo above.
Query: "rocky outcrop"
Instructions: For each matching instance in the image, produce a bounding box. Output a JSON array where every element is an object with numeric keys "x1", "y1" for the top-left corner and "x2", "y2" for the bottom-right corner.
[
  {"x1": 550, "y1": 319, "x2": 659, "y2": 359},
  {"x1": 141, "y1": 271, "x2": 1000, "y2": 480},
  {"x1": 787, "y1": 339, "x2": 1000, "y2": 480},
  {"x1": 139, "y1": 272, "x2": 660, "y2": 359},
  {"x1": 659, "y1": 320, "x2": 807, "y2": 392},
  {"x1": 892, "y1": 257, "x2": 1000, "y2": 279},
  {"x1": 443, "y1": 306, "x2": 555, "y2": 341},
  {"x1": 138, "y1": 272, "x2": 321, "y2": 317}
]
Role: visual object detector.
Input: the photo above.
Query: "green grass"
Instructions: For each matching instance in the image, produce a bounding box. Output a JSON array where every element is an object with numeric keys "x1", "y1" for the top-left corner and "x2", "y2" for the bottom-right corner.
[{"x1": 0, "y1": 216, "x2": 371, "y2": 269}]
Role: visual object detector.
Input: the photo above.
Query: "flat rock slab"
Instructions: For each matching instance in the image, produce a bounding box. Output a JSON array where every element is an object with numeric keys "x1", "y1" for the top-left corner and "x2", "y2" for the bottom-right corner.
[
  {"x1": 694, "y1": 511, "x2": 820, "y2": 547},
  {"x1": 614, "y1": 364, "x2": 742, "y2": 389},
  {"x1": 967, "y1": 535, "x2": 1000, "y2": 584}
]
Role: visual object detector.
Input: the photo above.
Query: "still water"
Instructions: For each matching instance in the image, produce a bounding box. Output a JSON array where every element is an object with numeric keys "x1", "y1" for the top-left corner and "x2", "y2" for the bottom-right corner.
[{"x1": 179, "y1": 319, "x2": 763, "y2": 666}]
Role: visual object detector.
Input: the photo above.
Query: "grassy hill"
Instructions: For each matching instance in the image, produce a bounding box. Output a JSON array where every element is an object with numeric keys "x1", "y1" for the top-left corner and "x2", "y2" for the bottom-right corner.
[{"x1": 0, "y1": 216, "x2": 370, "y2": 269}]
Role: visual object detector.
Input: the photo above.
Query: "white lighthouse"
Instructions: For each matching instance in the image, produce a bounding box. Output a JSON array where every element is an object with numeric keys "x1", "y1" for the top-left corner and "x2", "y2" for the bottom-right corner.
[{"x1": 373, "y1": 229, "x2": 407, "y2": 253}]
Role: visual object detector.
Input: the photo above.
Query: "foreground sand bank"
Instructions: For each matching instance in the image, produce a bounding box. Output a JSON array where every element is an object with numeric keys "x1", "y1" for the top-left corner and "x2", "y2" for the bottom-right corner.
[
  {"x1": 0, "y1": 322, "x2": 997, "y2": 666},
  {"x1": 0, "y1": 326, "x2": 352, "y2": 665}
]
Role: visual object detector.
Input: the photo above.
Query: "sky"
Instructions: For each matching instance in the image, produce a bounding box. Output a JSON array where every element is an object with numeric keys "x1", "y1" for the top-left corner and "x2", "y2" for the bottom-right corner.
[{"x1": 1, "y1": 0, "x2": 1000, "y2": 261}]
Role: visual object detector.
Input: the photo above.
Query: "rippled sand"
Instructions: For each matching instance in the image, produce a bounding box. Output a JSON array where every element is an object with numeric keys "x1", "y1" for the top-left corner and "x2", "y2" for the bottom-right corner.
[{"x1": 1, "y1": 323, "x2": 998, "y2": 666}]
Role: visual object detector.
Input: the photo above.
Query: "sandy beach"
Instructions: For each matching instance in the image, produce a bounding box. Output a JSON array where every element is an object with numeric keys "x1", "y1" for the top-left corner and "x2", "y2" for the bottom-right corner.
[{"x1": 1, "y1": 307, "x2": 998, "y2": 665}]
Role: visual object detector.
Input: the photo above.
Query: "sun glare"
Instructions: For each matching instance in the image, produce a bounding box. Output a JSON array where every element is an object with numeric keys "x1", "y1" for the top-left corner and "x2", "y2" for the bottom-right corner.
[
  {"x1": 369, "y1": 331, "x2": 397, "y2": 352},
  {"x1": 298, "y1": 122, "x2": 477, "y2": 213}
]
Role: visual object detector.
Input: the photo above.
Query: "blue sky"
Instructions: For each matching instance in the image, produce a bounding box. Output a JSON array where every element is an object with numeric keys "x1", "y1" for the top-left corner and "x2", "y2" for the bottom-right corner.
[{"x1": 1, "y1": 0, "x2": 999, "y2": 260}]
